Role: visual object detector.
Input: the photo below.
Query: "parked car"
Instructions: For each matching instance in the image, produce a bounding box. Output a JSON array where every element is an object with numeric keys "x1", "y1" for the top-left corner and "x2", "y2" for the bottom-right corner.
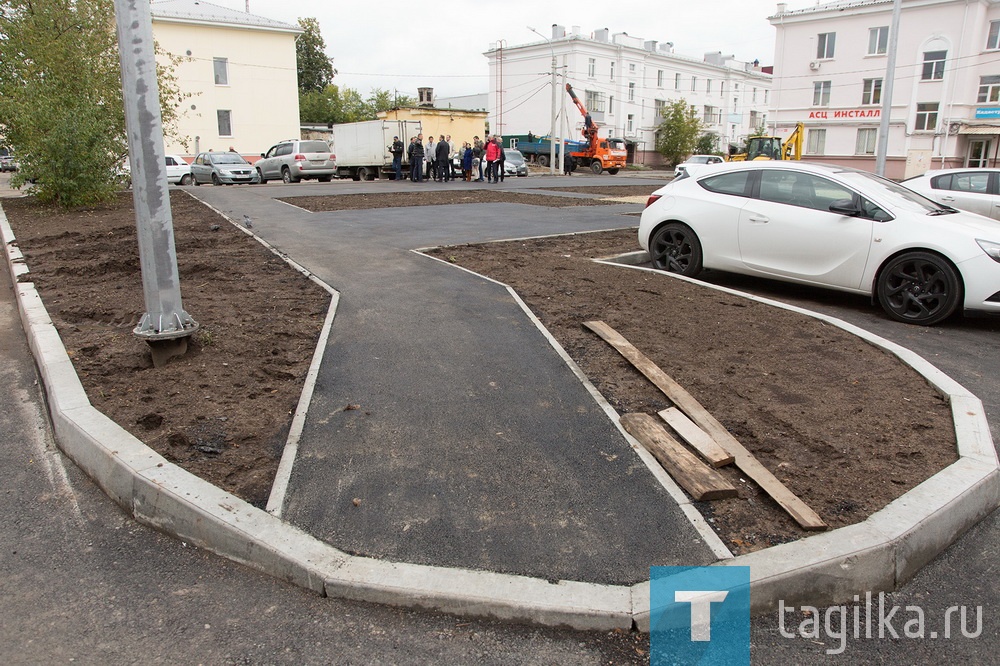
[
  {"x1": 674, "y1": 154, "x2": 724, "y2": 178},
  {"x1": 256, "y1": 139, "x2": 336, "y2": 183},
  {"x1": 0, "y1": 148, "x2": 17, "y2": 172},
  {"x1": 638, "y1": 161, "x2": 1000, "y2": 326},
  {"x1": 190, "y1": 152, "x2": 260, "y2": 186},
  {"x1": 503, "y1": 149, "x2": 529, "y2": 177},
  {"x1": 902, "y1": 168, "x2": 1000, "y2": 221},
  {"x1": 165, "y1": 154, "x2": 193, "y2": 185}
]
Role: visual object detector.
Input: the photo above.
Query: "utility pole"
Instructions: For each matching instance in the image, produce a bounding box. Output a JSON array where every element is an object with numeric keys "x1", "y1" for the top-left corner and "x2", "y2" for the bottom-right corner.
[
  {"x1": 113, "y1": 0, "x2": 198, "y2": 367},
  {"x1": 559, "y1": 59, "x2": 569, "y2": 174},
  {"x1": 875, "y1": 0, "x2": 903, "y2": 176},
  {"x1": 528, "y1": 26, "x2": 558, "y2": 175}
]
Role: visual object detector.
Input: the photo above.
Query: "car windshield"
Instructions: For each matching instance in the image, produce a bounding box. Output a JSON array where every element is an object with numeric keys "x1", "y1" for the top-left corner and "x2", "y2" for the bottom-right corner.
[
  {"x1": 837, "y1": 170, "x2": 948, "y2": 214},
  {"x1": 688, "y1": 156, "x2": 713, "y2": 164},
  {"x1": 504, "y1": 149, "x2": 524, "y2": 161},
  {"x1": 299, "y1": 141, "x2": 331, "y2": 153},
  {"x1": 210, "y1": 153, "x2": 249, "y2": 165}
]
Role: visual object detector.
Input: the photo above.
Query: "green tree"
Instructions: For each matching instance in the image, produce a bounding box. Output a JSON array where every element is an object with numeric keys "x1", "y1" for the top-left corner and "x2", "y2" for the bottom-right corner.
[
  {"x1": 694, "y1": 133, "x2": 721, "y2": 156},
  {"x1": 655, "y1": 99, "x2": 703, "y2": 167},
  {"x1": 0, "y1": 0, "x2": 187, "y2": 207},
  {"x1": 296, "y1": 18, "x2": 335, "y2": 93}
]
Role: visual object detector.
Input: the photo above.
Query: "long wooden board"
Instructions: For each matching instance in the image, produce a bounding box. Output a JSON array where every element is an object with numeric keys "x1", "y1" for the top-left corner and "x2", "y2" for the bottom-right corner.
[
  {"x1": 620, "y1": 413, "x2": 737, "y2": 501},
  {"x1": 658, "y1": 406, "x2": 733, "y2": 467},
  {"x1": 585, "y1": 320, "x2": 827, "y2": 530}
]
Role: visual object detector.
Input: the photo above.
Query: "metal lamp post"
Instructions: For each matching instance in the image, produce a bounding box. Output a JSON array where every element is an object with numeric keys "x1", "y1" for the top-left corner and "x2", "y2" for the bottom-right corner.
[
  {"x1": 528, "y1": 26, "x2": 560, "y2": 175},
  {"x1": 113, "y1": 0, "x2": 198, "y2": 367}
]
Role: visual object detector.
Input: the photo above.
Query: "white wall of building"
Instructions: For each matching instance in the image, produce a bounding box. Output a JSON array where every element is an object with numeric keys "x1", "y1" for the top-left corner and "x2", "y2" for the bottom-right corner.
[
  {"x1": 770, "y1": 0, "x2": 1000, "y2": 179},
  {"x1": 485, "y1": 27, "x2": 772, "y2": 166},
  {"x1": 151, "y1": 4, "x2": 301, "y2": 159}
]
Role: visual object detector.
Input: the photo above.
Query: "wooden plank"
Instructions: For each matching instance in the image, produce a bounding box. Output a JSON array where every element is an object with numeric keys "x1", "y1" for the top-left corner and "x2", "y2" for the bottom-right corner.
[
  {"x1": 585, "y1": 320, "x2": 827, "y2": 530},
  {"x1": 620, "y1": 413, "x2": 738, "y2": 501},
  {"x1": 658, "y1": 407, "x2": 734, "y2": 468}
]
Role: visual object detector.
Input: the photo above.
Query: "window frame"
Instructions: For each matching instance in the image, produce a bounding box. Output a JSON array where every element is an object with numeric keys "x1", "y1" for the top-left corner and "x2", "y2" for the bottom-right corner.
[
  {"x1": 817, "y1": 32, "x2": 836, "y2": 59},
  {"x1": 213, "y1": 57, "x2": 229, "y2": 86},
  {"x1": 914, "y1": 102, "x2": 939, "y2": 131},
  {"x1": 861, "y1": 78, "x2": 883, "y2": 105},
  {"x1": 988, "y1": 21, "x2": 1000, "y2": 50},
  {"x1": 812, "y1": 80, "x2": 832, "y2": 106},
  {"x1": 855, "y1": 128, "x2": 878, "y2": 155},
  {"x1": 868, "y1": 26, "x2": 888, "y2": 55},
  {"x1": 977, "y1": 75, "x2": 1000, "y2": 104},
  {"x1": 588, "y1": 58, "x2": 596, "y2": 78},
  {"x1": 921, "y1": 51, "x2": 946, "y2": 81},
  {"x1": 806, "y1": 128, "x2": 826, "y2": 155},
  {"x1": 217, "y1": 109, "x2": 233, "y2": 137}
]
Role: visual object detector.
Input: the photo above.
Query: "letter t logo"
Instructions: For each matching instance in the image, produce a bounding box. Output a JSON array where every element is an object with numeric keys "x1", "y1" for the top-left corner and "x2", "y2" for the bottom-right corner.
[{"x1": 675, "y1": 590, "x2": 729, "y2": 641}]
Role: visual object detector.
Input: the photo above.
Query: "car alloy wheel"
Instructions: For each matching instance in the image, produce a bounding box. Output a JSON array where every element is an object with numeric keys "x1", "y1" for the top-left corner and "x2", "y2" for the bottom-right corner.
[
  {"x1": 649, "y1": 222, "x2": 703, "y2": 277},
  {"x1": 876, "y1": 251, "x2": 961, "y2": 326}
]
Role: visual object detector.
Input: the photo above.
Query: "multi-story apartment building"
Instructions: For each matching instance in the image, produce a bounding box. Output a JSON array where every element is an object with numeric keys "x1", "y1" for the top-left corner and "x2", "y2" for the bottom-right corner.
[
  {"x1": 769, "y1": 0, "x2": 1000, "y2": 179},
  {"x1": 484, "y1": 26, "x2": 772, "y2": 166},
  {"x1": 151, "y1": 0, "x2": 302, "y2": 158}
]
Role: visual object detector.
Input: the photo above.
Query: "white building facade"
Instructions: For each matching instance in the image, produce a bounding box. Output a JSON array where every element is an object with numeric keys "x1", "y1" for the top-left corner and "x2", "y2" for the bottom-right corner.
[
  {"x1": 151, "y1": 0, "x2": 302, "y2": 158},
  {"x1": 484, "y1": 26, "x2": 772, "y2": 166},
  {"x1": 769, "y1": 0, "x2": 1000, "y2": 179}
]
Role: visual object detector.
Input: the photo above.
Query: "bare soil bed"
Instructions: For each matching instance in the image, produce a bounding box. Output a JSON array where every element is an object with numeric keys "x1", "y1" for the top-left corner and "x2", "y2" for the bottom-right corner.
[{"x1": 3, "y1": 184, "x2": 957, "y2": 553}]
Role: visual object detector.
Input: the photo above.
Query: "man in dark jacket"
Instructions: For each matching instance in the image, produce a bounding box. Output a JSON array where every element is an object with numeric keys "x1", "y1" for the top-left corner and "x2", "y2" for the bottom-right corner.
[
  {"x1": 436, "y1": 135, "x2": 451, "y2": 182},
  {"x1": 408, "y1": 135, "x2": 424, "y2": 182},
  {"x1": 390, "y1": 135, "x2": 404, "y2": 181}
]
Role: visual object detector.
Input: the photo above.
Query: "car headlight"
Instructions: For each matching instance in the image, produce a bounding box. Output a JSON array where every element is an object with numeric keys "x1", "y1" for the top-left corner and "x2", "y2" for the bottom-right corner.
[{"x1": 977, "y1": 239, "x2": 1000, "y2": 263}]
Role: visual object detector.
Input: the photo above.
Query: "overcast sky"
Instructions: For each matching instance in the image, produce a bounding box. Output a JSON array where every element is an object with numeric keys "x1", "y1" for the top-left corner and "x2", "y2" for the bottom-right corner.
[{"x1": 209, "y1": 0, "x2": 782, "y2": 99}]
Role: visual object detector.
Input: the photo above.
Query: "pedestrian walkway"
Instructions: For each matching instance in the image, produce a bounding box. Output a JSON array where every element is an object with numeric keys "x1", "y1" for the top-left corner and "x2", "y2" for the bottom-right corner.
[{"x1": 192, "y1": 179, "x2": 715, "y2": 585}]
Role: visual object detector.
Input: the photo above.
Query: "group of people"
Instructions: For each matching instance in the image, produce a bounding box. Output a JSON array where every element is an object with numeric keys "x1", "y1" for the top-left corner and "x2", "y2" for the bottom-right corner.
[{"x1": 389, "y1": 134, "x2": 508, "y2": 184}]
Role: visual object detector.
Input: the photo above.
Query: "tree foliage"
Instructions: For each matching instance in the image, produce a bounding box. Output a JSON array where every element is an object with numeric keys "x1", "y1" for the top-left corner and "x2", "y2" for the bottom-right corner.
[
  {"x1": 296, "y1": 17, "x2": 335, "y2": 93},
  {"x1": 299, "y1": 86, "x2": 415, "y2": 124},
  {"x1": 695, "y1": 133, "x2": 722, "y2": 156},
  {"x1": 654, "y1": 99, "x2": 703, "y2": 167},
  {"x1": 0, "y1": 0, "x2": 187, "y2": 207}
]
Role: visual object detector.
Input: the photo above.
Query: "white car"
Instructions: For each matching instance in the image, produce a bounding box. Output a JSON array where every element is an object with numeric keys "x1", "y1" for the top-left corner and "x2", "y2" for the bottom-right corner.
[
  {"x1": 674, "y1": 154, "x2": 724, "y2": 178},
  {"x1": 902, "y1": 168, "x2": 1000, "y2": 221},
  {"x1": 638, "y1": 161, "x2": 1000, "y2": 325},
  {"x1": 165, "y1": 154, "x2": 193, "y2": 186}
]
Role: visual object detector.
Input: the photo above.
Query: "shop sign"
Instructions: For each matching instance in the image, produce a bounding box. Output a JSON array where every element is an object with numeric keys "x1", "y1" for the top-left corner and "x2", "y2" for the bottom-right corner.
[{"x1": 808, "y1": 108, "x2": 881, "y2": 119}]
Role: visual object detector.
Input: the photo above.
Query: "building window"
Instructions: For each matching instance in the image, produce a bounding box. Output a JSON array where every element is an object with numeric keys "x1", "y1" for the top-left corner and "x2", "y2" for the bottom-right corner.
[
  {"x1": 921, "y1": 51, "x2": 946, "y2": 80},
  {"x1": 749, "y1": 110, "x2": 763, "y2": 128},
  {"x1": 703, "y1": 106, "x2": 716, "y2": 124},
  {"x1": 629, "y1": 63, "x2": 636, "y2": 73},
  {"x1": 988, "y1": 21, "x2": 1000, "y2": 50},
  {"x1": 752, "y1": 87, "x2": 757, "y2": 102},
  {"x1": 856, "y1": 128, "x2": 878, "y2": 155},
  {"x1": 807, "y1": 128, "x2": 826, "y2": 154},
  {"x1": 588, "y1": 58, "x2": 596, "y2": 78},
  {"x1": 813, "y1": 81, "x2": 832, "y2": 106},
  {"x1": 610, "y1": 61, "x2": 615, "y2": 81},
  {"x1": 608, "y1": 96, "x2": 614, "y2": 115},
  {"x1": 691, "y1": 76, "x2": 697, "y2": 92},
  {"x1": 628, "y1": 82, "x2": 635, "y2": 101},
  {"x1": 657, "y1": 69, "x2": 664, "y2": 87},
  {"x1": 915, "y1": 102, "x2": 939, "y2": 131},
  {"x1": 868, "y1": 27, "x2": 888, "y2": 55},
  {"x1": 675, "y1": 73, "x2": 681, "y2": 89},
  {"x1": 217, "y1": 110, "x2": 233, "y2": 136},
  {"x1": 978, "y1": 75, "x2": 1000, "y2": 103},
  {"x1": 764, "y1": 89, "x2": 769, "y2": 104},
  {"x1": 213, "y1": 57, "x2": 229, "y2": 86},
  {"x1": 817, "y1": 32, "x2": 836, "y2": 59},
  {"x1": 861, "y1": 78, "x2": 882, "y2": 105},
  {"x1": 654, "y1": 99, "x2": 666, "y2": 117},
  {"x1": 627, "y1": 114, "x2": 634, "y2": 133},
  {"x1": 706, "y1": 79, "x2": 712, "y2": 94},
  {"x1": 584, "y1": 90, "x2": 606, "y2": 113},
  {"x1": 720, "y1": 81, "x2": 725, "y2": 98}
]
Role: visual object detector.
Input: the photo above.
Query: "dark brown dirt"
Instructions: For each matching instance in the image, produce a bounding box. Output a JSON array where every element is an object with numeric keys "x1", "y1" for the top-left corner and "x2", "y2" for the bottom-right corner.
[
  {"x1": 3, "y1": 184, "x2": 957, "y2": 554},
  {"x1": 4, "y1": 192, "x2": 329, "y2": 508},
  {"x1": 426, "y1": 229, "x2": 957, "y2": 553}
]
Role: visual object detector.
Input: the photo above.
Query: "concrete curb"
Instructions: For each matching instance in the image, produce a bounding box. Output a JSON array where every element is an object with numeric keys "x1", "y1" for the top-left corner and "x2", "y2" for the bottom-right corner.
[{"x1": 2, "y1": 201, "x2": 997, "y2": 632}]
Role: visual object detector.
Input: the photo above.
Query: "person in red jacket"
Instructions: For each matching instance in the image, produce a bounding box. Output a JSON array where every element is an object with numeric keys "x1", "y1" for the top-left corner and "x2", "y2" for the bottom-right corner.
[{"x1": 484, "y1": 136, "x2": 501, "y2": 184}]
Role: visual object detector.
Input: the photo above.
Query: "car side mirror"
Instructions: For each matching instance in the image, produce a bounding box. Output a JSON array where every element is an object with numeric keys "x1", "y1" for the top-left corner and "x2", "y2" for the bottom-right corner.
[
  {"x1": 260, "y1": 153, "x2": 266, "y2": 158},
  {"x1": 828, "y1": 198, "x2": 861, "y2": 216}
]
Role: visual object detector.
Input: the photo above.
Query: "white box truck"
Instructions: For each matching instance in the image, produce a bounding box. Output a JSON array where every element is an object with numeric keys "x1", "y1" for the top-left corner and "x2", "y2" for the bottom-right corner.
[{"x1": 330, "y1": 119, "x2": 422, "y2": 181}]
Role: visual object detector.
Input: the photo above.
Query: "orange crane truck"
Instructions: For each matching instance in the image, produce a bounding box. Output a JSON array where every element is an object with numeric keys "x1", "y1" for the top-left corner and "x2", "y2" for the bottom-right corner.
[{"x1": 564, "y1": 84, "x2": 628, "y2": 175}]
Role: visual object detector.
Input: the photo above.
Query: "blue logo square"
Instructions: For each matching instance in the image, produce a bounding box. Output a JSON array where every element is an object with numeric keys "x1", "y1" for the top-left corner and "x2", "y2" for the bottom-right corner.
[{"x1": 650, "y1": 566, "x2": 750, "y2": 665}]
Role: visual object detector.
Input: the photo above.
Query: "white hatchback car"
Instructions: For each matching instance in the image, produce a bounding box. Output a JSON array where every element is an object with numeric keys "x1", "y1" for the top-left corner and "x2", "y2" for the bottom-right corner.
[
  {"x1": 674, "y1": 154, "x2": 724, "y2": 178},
  {"x1": 638, "y1": 161, "x2": 1000, "y2": 325},
  {"x1": 902, "y1": 168, "x2": 1000, "y2": 220},
  {"x1": 164, "y1": 154, "x2": 193, "y2": 186}
]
